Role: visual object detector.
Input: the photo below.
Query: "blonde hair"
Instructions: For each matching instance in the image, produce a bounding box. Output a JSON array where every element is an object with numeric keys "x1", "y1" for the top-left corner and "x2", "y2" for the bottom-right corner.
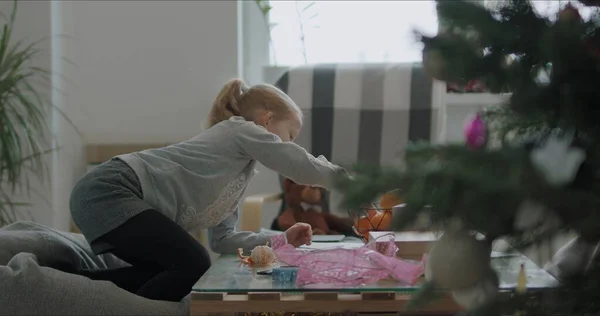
[{"x1": 207, "y1": 78, "x2": 302, "y2": 128}]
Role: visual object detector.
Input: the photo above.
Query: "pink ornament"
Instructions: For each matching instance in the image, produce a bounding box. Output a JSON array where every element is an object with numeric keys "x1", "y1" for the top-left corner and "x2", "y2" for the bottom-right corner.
[{"x1": 464, "y1": 113, "x2": 487, "y2": 149}]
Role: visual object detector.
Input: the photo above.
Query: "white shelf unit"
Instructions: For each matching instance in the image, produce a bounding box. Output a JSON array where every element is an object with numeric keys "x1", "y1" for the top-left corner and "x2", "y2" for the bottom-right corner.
[
  {"x1": 445, "y1": 92, "x2": 511, "y2": 107},
  {"x1": 443, "y1": 93, "x2": 511, "y2": 142}
]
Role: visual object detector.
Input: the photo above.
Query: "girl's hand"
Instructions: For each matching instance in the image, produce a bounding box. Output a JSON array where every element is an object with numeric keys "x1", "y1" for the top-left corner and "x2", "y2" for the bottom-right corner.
[
  {"x1": 285, "y1": 223, "x2": 313, "y2": 247},
  {"x1": 336, "y1": 166, "x2": 355, "y2": 181}
]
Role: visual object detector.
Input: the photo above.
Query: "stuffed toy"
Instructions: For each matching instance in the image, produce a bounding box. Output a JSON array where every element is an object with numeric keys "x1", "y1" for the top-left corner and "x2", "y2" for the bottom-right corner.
[{"x1": 277, "y1": 178, "x2": 354, "y2": 235}]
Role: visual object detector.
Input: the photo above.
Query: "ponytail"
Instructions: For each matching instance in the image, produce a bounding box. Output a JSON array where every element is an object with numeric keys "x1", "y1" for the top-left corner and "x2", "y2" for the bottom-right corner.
[{"x1": 207, "y1": 79, "x2": 250, "y2": 127}]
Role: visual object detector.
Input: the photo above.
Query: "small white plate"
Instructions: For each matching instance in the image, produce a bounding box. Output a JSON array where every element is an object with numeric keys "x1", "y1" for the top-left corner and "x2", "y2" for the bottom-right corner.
[{"x1": 311, "y1": 235, "x2": 346, "y2": 242}]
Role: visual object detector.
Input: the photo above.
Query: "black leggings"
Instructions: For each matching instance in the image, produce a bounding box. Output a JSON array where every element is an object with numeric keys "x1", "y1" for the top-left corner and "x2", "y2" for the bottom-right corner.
[{"x1": 79, "y1": 209, "x2": 211, "y2": 302}]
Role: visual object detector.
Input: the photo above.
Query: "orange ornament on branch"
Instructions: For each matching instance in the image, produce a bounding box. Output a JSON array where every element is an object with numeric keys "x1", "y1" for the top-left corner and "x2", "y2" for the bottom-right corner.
[
  {"x1": 350, "y1": 190, "x2": 402, "y2": 242},
  {"x1": 353, "y1": 209, "x2": 394, "y2": 241},
  {"x1": 379, "y1": 190, "x2": 404, "y2": 210},
  {"x1": 354, "y1": 209, "x2": 376, "y2": 241},
  {"x1": 370, "y1": 210, "x2": 392, "y2": 232}
]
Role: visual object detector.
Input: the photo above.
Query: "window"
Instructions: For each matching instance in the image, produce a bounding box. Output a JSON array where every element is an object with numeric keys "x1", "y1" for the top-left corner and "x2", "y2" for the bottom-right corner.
[
  {"x1": 267, "y1": 1, "x2": 438, "y2": 66},
  {"x1": 266, "y1": 1, "x2": 598, "y2": 67}
]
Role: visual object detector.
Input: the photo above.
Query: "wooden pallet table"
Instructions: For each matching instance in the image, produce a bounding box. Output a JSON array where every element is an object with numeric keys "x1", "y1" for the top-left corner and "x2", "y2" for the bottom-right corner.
[
  {"x1": 191, "y1": 291, "x2": 460, "y2": 315},
  {"x1": 191, "y1": 239, "x2": 558, "y2": 315}
]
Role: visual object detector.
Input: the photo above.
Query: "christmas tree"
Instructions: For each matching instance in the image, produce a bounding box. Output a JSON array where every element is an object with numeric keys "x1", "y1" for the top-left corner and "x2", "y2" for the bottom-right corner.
[{"x1": 334, "y1": 0, "x2": 600, "y2": 315}]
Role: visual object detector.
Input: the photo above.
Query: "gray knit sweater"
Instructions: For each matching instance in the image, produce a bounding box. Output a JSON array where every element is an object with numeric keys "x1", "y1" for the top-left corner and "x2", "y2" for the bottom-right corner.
[{"x1": 116, "y1": 116, "x2": 342, "y2": 254}]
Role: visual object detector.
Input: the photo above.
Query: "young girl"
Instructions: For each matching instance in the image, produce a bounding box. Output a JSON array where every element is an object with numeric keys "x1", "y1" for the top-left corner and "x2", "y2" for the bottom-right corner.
[{"x1": 70, "y1": 79, "x2": 346, "y2": 302}]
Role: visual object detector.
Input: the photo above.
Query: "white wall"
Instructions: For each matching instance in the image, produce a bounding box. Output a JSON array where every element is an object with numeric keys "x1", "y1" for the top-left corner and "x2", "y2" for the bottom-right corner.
[{"x1": 64, "y1": 0, "x2": 241, "y2": 144}]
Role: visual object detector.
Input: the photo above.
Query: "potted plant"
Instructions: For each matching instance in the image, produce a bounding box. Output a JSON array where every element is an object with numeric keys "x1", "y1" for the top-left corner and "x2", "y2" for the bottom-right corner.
[{"x1": 0, "y1": 0, "x2": 57, "y2": 226}]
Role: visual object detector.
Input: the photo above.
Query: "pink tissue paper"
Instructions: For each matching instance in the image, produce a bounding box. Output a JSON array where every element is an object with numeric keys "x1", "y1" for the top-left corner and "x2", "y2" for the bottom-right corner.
[{"x1": 273, "y1": 233, "x2": 425, "y2": 286}]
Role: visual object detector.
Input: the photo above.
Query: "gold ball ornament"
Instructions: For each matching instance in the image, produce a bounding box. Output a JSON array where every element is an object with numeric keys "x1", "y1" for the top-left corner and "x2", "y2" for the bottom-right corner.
[
  {"x1": 250, "y1": 245, "x2": 276, "y2": 266},
  {"x1": 422, "y1": 49, "x2": 447, "y2": 81},
  {"x1": 426, "y1": 229, "x2": 491, "y2": 290}
]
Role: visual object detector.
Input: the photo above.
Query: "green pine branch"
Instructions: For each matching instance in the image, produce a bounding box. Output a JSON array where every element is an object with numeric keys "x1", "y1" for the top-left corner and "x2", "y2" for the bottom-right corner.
[
  {"x1": 422, "y1": 1, "x2": 600, "y2": 140},
  {"x1": 333, "y1": 1, "x2": 600, "y2": 315},
  {"x1": 335, "y1": 140, "x2": 600, "y2": 244},
  {"x1": 336, "y1": 144, "x2": 529, "y2": 233}
]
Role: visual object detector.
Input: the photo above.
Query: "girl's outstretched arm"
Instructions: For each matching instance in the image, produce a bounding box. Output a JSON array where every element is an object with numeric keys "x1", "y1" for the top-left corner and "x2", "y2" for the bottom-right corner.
[
  {"x1": 208, "y1": 206, "x2": 285, "y2": 254},
  {"x1": 235, "y1": 123, "x2": 346, "y2": 189}
]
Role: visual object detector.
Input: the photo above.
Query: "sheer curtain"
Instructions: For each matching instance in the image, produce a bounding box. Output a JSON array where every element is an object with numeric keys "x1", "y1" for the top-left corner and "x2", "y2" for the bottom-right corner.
[
  {"x1": 268, "y1": 1, "x2": 599, "y2": 67},
  {"x1": 268, "y1": 1, "x2": 438, "y2": 66}
]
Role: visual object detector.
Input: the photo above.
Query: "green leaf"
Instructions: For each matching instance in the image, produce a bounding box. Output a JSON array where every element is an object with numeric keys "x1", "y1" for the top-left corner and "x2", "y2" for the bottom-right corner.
[
  {"x1": 262, "y1": 5, "x2": 272, "y2": 15},
  {"x1": 254, "y1": 0, "x2": 272, "y2": 15}
]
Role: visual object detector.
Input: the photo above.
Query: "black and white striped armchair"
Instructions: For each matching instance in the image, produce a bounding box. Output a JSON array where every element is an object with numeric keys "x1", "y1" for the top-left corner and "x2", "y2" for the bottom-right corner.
[{"x1": 240, "y1": 63, "x2": 447, "y2": 232}]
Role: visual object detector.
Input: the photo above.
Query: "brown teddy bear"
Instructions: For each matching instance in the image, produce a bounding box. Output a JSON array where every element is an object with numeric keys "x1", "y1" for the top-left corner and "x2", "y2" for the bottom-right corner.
[{"x1": 276, "y1": 178, "x2": 354, "y2": 235}]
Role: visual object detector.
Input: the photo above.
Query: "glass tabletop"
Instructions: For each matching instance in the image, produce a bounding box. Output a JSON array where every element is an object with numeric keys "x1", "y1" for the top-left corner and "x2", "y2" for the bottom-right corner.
[{"x1": 193, "y1": 246, "x2": 559, "y2": 293}]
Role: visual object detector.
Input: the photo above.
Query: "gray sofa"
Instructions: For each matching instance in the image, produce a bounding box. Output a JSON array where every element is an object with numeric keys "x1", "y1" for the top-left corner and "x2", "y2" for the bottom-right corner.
[{"x1": 0, "y1": 221, "x2": 189, "y2": 315}]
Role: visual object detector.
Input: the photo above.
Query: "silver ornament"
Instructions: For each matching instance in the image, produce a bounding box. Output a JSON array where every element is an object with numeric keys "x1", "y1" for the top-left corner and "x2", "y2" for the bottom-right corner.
[
  {"x1": 514, "y1": 200, "x2": 546, "y2": 230},
  {"x1": 452, "y1": 268, "x2": 499, "y2": 310},
  {"x1": 530, "y1": 130, "x2": 585, "y2": 187},
  {"x1": 427, "y1": 229, "x2": 491, "y2": 290},
  {"x1": 514, "y1": 200, "x2": 562, "y2": 231}
]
